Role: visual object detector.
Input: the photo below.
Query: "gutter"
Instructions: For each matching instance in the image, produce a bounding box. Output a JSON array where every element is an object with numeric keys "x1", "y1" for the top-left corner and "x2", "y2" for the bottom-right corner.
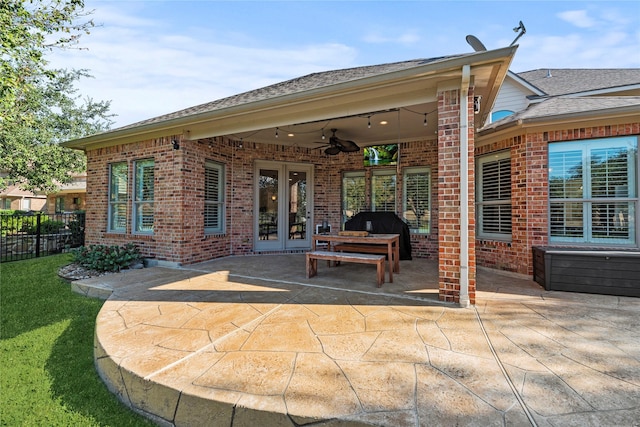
[{"x1": 459, "y1": 64, "x2": 471, "y2": 307}]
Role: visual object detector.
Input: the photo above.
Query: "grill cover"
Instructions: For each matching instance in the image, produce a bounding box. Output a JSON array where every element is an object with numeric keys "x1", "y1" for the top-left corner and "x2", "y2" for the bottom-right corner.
[{"x1": 344, "y1": 212, "x2": 412, "y2": 260}]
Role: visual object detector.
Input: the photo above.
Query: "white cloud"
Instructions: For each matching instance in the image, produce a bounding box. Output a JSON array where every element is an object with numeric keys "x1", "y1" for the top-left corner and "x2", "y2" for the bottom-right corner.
[
  {"x1": 47, "y1": 5, "x2": 358, "y2": 127},
  {"x1": 44, "y1": 1, "x2": 640, "y2": 128},
  {"x1": 557, "y1": 10, "x2": 597, "y2": 29},
  {"x1": 510, "y1": 29, "x2": 640, "y2": 72},
  {"x1": 362, "y1": 29, "x2": 421, "y2": 45}
]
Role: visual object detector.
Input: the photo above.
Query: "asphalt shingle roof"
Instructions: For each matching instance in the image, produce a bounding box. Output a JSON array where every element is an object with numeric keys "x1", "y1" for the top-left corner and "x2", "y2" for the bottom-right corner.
[
  {"x1": 115, "y1": 55, "x2": 460, "y2": 132},
  {"x1": 516, "y1": 69, "x2": 640, "y2": 96},
  {"x1": 481, "y1": 96, "x2": 640, "y2": 132}
]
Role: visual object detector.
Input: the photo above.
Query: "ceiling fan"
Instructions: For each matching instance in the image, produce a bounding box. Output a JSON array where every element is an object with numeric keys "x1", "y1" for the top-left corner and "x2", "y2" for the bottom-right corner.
[{"x1": 316, "y1": 129, "x2": 360, "y2": 155}]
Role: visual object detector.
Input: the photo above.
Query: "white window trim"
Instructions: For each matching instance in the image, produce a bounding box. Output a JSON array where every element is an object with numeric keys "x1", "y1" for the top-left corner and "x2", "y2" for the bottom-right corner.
[
  {"x1": 477, "y1": 151, "x2": 512, "y2": 241},
  {"x1": 107, "y1": 162, "x2": 127, "y2": 233},
  {"x1": 132, "y1": 159, "x2": 154, "y2": 235},
  {"x1": 548, "y1": 136, "x2": 638, "y2": 246},
  {"x1": 371, "y1": 168, "x2": 397, "y2": 213},
  {"x1": 402, "y1": 166, "x2": 431, "y2": 234},
  {"x1": 342, "y1": 171, "x2": 366, "y2": 226},
  {"x1": 204, "y1": 160, "x2": 225, "y2": 234}
]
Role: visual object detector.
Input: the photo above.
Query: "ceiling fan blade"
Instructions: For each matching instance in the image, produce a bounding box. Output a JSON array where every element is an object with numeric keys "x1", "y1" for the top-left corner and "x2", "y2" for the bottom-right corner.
[
  {"x1": 332, "y1": 136, "x2": 360, "y2": 152},
  {"x1": 324, "y1": 146, "x2": 341, "y2": 155}
]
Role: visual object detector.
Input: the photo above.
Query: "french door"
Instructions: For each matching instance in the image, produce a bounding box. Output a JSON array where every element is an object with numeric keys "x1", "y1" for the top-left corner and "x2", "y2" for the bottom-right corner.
[{"x1": 254, "y1": 161, "x2": 313, "y2": 251}]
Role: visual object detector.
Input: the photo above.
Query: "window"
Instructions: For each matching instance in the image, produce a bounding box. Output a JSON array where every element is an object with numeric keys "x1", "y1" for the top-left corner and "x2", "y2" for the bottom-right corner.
[
  {"x1": 549, "y1": 137, "x2": 638, "y2": 245},
  {"x1": 403, "y1": 167, "x2": 431, "y2": 234},
  {"x1": 372, "y1": 169, "x2": 396, "y2": 212},
  {"x1": 491, "y1": 110, "x2": 514, "y2": 122},
  {"x1": 133, "y1": 159, "x2": 154, "y2": 233},
  {"x1": 55, "y1": 197, "x2": 64, "y2": 213},
  {"x1": 342, "y1": 171, "x2": 365, "y2": 224},
  {"x1": 477, "y1": 151, "x2": 512, "y2": 239},
  {"x1": 204, "y1": 160, "x2": 225, "y2": 233},
  {"x1": 108, "y1": 162, "x2": 128, "y2": 232}
]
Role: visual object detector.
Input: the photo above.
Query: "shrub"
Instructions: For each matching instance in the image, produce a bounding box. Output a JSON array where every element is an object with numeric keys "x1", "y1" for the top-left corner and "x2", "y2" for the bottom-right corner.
[
  {"x1": 71, "y1": 243, "x2": 142, "y2": 272},
  {"x1": 67, "y1": 212, "x2": 86, "y2": 246},
  {"x1": 21, "y1": 219, "x2": 65, "y2": 235}
]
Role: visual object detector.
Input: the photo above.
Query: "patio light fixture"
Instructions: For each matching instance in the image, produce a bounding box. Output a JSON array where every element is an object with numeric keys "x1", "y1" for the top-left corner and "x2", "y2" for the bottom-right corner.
[{"x1": 172, "y1": 139, "x2": 180, "y2": 150}]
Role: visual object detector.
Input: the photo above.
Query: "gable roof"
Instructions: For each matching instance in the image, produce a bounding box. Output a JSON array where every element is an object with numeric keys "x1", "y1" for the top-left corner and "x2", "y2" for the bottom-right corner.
[
  {"x1": 517, "y1": 69, "x2": 640, "y2": 97},
  {"x1": 0, "y1": 185, "x2": 46, "y2": 198},
  {"x1": 479, "y1": 96, "x2": 640, "y2": 134},
  {"x1": 117, "y1": 56, "x2": 460, "y2": 132},
  {"x1": 63, "y1": 46, "x2": 517, "y2": 150}
]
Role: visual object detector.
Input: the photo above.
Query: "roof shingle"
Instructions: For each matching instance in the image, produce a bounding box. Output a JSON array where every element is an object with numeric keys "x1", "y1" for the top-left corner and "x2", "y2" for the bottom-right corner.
[
  {"x1": 115, "y1": 55, "x2": 460, "y2": 131},
  {"x1": 516, "y1": 69, "x2": 640, "y2": 96}
]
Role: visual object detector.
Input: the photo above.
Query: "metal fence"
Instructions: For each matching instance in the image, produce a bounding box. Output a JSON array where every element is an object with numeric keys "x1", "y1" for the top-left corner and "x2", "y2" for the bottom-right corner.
[{"x1": 0, "y1": 212, "x2": 85, "y2": 263}]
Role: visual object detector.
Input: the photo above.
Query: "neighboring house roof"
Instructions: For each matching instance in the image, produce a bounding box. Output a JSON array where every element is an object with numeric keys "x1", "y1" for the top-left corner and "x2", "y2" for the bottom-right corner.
[
  {"x1": 54, "y1": 178, "x2": 86, "y2": 194},
  {"x1": 516, "y1": 69, "x2": 640, "y2": 97},
  {"x1": 480, "y1": 96, "x2": 640, "y2": 134},
  {"x1": 0, "y1": 185, "x2": 46, "y2": 199}
]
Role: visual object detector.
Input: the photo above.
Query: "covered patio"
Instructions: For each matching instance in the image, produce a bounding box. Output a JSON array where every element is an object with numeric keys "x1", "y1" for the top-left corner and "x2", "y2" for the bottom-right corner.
[
  {"x1": 64, "y1": 46, "x2": 520, "y2": 307},
  {"x1": 74, "y1": 255, "x2": 640, "y2": 426}
]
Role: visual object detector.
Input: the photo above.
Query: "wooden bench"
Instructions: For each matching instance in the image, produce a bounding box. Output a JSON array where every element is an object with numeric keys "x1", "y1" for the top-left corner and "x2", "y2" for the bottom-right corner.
[
  {"x1": 333, "y1": 243, "x2": 399, "y2": 273},
  {"x1": 306, "y1": 250, "x2": 386, "y2": 287},
  {"x1": 334, "y1": 243, "x2": 388, "y2": 255}
]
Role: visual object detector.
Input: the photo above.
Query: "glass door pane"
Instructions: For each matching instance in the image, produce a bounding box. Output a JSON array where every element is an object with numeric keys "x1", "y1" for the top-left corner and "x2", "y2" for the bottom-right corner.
[
  {"x1": 255, "y1": 162, "x2": 313, "y2": 251},
  {"x1": 288, "y1": 170, "x2": 307, "y2": 242},
  {"x1": 258, "y1": 169, "x2": 279, "y2": 241}
]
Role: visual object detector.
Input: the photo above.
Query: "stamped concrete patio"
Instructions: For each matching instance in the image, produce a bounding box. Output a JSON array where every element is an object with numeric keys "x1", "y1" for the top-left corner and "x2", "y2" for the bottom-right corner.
[{"x1": 72, "y1": 254, "x2": 640, "y2": 427}]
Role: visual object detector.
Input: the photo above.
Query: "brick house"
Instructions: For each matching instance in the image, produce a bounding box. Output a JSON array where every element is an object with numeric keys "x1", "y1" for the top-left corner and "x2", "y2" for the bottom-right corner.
[
  {"x1": 63, "y1": 46, "x2": 640, "y2": 304},
  {"x1": 45, "y1": 174, "x2": 87, "y2": 214},
  {"x1": 476, "y1": 69, "x2": 640, "y2": 296},
  {"x1": 0, "y1": 185, "x2": 47, "y2": 211}
]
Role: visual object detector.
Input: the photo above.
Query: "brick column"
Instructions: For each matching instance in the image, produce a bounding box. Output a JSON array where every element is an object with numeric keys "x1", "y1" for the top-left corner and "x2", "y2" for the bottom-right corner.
[{"x1": 437, "y1": 88, "x2": 476, "y2": 304}]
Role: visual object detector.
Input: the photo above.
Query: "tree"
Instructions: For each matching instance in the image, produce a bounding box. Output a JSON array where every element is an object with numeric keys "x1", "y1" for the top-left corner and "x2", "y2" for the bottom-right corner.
[{"x1": 0, "y1": 0, "x2": 113, "y2": 192}]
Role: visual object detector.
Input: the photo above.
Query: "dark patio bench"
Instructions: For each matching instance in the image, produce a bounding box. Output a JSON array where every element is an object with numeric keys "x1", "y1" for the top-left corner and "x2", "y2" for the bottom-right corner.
[{"x1": 306, "y1": 250, "x2": 386, "y2": 287}]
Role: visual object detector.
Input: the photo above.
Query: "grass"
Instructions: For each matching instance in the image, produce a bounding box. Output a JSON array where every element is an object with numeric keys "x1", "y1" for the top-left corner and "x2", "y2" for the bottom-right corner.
[{"x1": 0, "y1": 254, "x2": 154, "y2": 426}]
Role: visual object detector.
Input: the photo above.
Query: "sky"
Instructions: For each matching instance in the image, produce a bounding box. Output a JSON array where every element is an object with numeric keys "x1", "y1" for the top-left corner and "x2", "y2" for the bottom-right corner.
[{"x1": 47, "y1": 0, "x2": 640, "y2": 128}]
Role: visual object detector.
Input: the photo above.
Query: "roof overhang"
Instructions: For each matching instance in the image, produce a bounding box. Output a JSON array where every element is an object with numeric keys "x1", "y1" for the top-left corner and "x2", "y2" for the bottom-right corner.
[
  {"x1": 478, "y1": 103, "x2": 640, "y2": 139},
  {"x1": 64, "y1": 46, "x2": 517, "y2": 151}
]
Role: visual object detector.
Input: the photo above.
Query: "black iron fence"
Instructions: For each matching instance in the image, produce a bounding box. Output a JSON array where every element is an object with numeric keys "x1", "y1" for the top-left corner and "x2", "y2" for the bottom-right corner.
[{"x1": 0, "y1": 211, "x2": 85, "y2": 262}]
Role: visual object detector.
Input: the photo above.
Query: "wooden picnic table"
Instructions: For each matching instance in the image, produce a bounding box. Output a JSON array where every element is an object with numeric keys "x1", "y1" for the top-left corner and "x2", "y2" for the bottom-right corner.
[{"x1": 312, "y1": 233, "x2": 400, "y2": 282}]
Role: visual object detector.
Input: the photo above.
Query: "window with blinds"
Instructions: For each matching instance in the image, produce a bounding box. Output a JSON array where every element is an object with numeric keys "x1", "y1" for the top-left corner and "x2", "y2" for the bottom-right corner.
[
  {"x1": 205, "y1": 160, "x2": 225, "y2": 233},
  {"x1": 372, "y1": 169, "x2": 396, "y2": 212},
  {"x1": 549, "y1": 137, "x2": 638, "y2": 245},
  {"x1": 108, "y1": 162, "x2": 128, "y2": 232},
  {"x1": 342, "y1": 171, "x2": 365, "y2": 225},
  {"x1": 477, "y1": 152, "x2": 512, "y2": 239},
  {"x1": 403, "y1": 167, "x2": 430, "y2": 233},
  {"x1": 133, "y1": 159, "x2": 154, "y2": 233}
]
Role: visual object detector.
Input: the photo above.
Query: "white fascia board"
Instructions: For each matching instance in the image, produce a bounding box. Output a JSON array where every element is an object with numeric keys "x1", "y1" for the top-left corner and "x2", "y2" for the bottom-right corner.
[{"x1": 507, "y1": 70, "x2": 546, "y2": 96}]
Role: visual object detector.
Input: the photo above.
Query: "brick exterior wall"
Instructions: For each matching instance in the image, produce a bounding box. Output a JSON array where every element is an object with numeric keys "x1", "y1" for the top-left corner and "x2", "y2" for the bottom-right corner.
[
  {"x1": 83, "y1": 133, "x2": 441, "y2": 266},
  {"x1": 82, "y1": 98, "x2": 640, "y2": 307},
  {"x1": 437, "y1": 88, "x2": 476, "y2": 304},
  {"x1": 476, "y1": 121, "x2": 640, "y2": 277},
  {"x1": 46, "y1": 193, "x2": 86, "y2": 214}
]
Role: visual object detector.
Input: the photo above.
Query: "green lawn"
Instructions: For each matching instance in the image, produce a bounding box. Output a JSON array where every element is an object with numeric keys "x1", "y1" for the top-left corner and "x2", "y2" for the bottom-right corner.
[{"x1": 0, "y1": 254, "x2": 153, "y2": 426}]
